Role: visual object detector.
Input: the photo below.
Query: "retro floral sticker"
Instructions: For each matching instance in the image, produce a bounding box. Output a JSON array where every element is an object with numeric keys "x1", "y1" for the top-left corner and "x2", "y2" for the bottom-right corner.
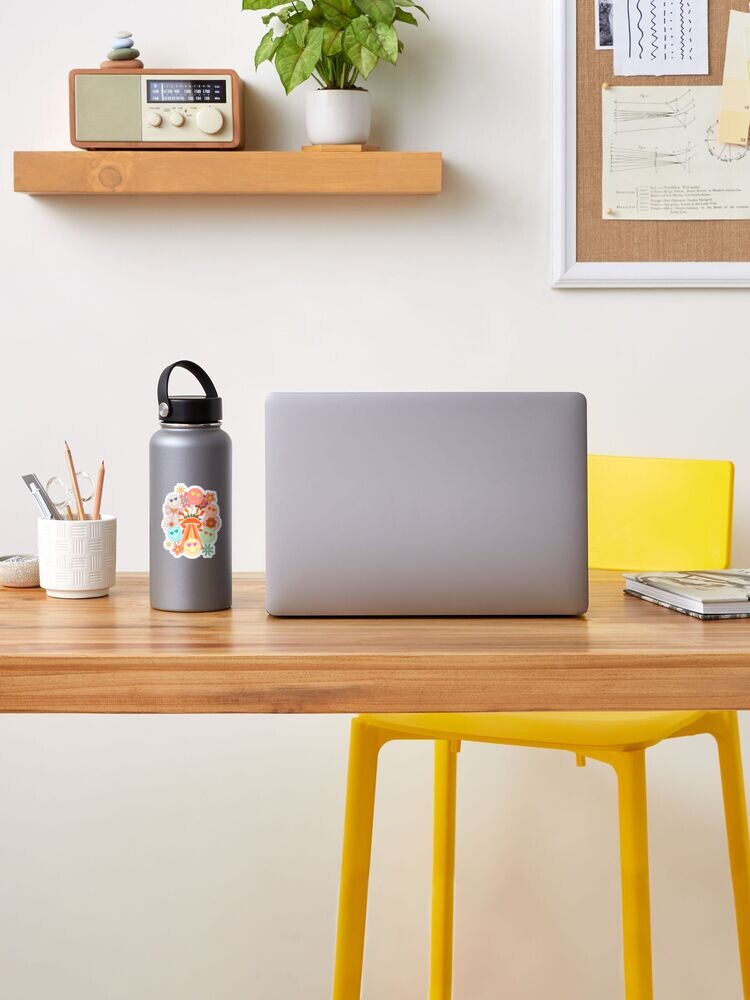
[{"x1": 161, "y1": 483, "x2": 221, "y2": 559}]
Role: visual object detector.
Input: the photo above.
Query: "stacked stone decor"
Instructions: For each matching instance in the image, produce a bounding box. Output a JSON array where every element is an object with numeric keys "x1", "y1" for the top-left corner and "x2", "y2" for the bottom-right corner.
[{"x1": 100, "y1": 30, "x2": 143, "y2": 70}]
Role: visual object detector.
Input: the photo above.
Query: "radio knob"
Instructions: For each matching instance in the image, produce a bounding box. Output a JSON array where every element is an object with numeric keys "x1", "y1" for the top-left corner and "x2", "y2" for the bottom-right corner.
[
  {"x1": 168, "y1": 111, "x2": 185, "y2": 127},
  {"x1": 196, "y1": 107, "x2": 224, "y2": 135},
  {"x1": 147, "y1": 111, "x2": 163, "y2": 127}
]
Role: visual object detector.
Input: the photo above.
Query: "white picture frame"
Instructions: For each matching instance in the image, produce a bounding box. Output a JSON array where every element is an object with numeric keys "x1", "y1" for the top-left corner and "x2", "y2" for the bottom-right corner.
[{"x1": 551, "y1": 0, "x2": 750, "y2": 288}]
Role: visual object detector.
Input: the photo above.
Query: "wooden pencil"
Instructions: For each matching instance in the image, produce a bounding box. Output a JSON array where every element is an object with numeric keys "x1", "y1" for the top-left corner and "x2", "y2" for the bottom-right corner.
[
  {"x1": 92, "y1": 461, "x2": 105, "y2": 521},
  {"x1": 64, "y1": 440, "x2": 86, "y2": 521}
]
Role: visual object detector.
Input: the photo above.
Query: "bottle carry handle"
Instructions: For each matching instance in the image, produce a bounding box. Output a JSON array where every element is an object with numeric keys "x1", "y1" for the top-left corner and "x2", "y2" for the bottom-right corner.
[{"x1": 158, "y1": 360, "x2": 219, "y2": 419}]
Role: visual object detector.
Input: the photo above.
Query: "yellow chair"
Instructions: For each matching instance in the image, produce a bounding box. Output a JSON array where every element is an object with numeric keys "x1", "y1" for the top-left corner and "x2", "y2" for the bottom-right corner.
[{"x1": 332, "y1": 455, "x2": 749, "y2": 1000}]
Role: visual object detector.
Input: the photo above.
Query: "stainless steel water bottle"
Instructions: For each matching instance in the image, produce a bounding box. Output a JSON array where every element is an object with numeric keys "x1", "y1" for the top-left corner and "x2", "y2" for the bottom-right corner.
[{"x1": 149, "y1": 360, "x2": 232, "y2": 612}]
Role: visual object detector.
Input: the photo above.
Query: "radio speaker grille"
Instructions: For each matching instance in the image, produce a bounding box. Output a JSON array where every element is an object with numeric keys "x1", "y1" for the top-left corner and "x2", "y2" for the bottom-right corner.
[{"x1": 75, "y1": 75, "x2": 141, "y2": 142}]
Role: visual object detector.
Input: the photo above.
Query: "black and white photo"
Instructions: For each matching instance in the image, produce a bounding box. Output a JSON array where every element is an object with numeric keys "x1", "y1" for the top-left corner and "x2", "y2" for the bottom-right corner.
[{"x1": 596, "y1": 0, "x2": 613, "y2": 48}]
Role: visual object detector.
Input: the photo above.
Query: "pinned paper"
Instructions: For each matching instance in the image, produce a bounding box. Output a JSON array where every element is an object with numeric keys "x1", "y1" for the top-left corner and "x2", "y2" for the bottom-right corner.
[
  {"x1": 613, "y1": 0, "x2": 708, "y2": 76},
  {"x1": 602, "y1": 86, "x2": 750, "y2": 221},
  {"x1": 718, "y1": 9, "x2": 750, "y2": 146}
]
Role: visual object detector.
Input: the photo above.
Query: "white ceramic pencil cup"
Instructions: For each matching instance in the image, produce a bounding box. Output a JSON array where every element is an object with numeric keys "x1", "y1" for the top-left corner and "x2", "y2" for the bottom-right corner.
[{"x1": 37, "y1": 516, "x2": 117, "y2": 599}]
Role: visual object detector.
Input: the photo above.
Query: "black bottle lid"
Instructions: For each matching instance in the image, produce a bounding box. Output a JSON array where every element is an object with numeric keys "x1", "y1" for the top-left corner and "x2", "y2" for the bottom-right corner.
[{"x1": 157, "y1": 360, "x2": 223, "y2": 424}]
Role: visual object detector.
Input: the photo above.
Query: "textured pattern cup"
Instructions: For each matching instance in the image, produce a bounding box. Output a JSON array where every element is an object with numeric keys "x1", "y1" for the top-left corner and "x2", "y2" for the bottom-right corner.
[{"x1": 38, "y1": 516, "x2": 117, "y2": 599}]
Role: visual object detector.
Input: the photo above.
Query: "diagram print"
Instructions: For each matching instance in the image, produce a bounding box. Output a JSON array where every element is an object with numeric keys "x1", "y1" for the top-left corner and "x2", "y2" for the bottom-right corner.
[
  {"x1": 602, "y1": 86, "x2": 750, "y2": 220},
  {"x1": 705, "y1": 121, "x2": 748, "y2": 162},
  {"x1": 614, "y1": 90, "x2": 695, "y2": 133},
  {"x1": 610, "y1": 143, "x2": 696, "y2": 173}
]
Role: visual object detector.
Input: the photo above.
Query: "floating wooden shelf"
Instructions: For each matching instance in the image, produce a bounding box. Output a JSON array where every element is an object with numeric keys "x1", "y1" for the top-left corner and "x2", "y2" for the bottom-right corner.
[{"x1": 13, "y1": 149, "x2": 442, "y2": 196}]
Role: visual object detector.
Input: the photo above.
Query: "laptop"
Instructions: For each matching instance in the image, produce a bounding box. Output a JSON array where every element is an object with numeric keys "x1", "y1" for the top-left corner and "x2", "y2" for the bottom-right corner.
[{"x1": 265, "y1": 392, "x2": 588, "y2": 616}]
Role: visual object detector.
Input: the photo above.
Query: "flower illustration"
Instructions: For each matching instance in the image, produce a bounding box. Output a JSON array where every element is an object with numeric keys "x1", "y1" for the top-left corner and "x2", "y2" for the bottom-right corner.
[
  {"x1": 175, "y1": 484, "x2": 187, "y2": 495},
  {"x1": 163, "y1": 540, "x2": 173, "y2": 550},
  {"x1": 172, "y1": 542, "x2": 184, "y2": 557},
  {"x1": 204, "y1": 491, "x2": 216, "y2": 504},
  {"x1": 202, "y1": 543, "x2": 216, "y2": 559},
  {"x1": 204, "y1": 516, "x2": 218, "y2": 529}
]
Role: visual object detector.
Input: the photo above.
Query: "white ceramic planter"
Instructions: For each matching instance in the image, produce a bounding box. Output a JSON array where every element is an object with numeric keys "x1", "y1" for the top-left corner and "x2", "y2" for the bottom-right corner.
[
  {"x1": 38, "y1": 515, "x2": 117, "y2": 599},
  {"x1": 305, "y1": 89, "x2": 371, "y2": 145}
]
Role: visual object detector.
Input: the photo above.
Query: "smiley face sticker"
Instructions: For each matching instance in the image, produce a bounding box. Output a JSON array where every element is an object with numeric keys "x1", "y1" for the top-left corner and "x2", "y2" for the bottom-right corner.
[{"x1": 161, "y1": 483, "x2": 222, "y2": 559}]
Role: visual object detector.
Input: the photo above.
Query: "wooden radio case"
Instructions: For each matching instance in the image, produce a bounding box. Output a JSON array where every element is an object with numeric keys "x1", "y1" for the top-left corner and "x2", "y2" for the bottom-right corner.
[{"x1": 69, "y1": 68, "x2": 244, "y2": 150}]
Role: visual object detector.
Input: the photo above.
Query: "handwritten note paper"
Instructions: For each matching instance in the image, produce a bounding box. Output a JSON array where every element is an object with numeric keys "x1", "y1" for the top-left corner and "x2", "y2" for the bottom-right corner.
[{"x1": 613, "y1": 0, "x2": 708, "y2": 76}]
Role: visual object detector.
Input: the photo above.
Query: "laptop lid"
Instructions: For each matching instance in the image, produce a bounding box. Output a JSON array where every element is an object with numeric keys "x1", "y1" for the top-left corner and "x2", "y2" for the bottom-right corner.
[{"x1": 265, "y1": 392, "x2": 588, "y2": 616}]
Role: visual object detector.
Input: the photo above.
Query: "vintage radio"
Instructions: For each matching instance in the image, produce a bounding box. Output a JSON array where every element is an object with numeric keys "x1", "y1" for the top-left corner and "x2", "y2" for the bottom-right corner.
[{"x1": 69, "y1": 69, "x2": 244, "y2": 150}]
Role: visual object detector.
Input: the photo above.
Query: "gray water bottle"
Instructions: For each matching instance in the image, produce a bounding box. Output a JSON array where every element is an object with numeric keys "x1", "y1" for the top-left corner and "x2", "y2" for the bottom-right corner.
[{"x1": 149, "y1": 361, "x2": 232, "y2": 612}]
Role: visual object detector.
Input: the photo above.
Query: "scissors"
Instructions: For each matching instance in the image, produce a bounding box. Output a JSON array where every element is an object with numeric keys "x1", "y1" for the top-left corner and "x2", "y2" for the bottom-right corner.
[{"x1": 46, "y1": 471, "x2": 95, "y2": 518}]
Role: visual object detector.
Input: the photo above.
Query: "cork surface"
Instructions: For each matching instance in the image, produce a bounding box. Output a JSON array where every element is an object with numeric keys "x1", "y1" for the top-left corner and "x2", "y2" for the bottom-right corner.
[{"x1": 576, "y1": 0, "x2": 749, "y2": 261}]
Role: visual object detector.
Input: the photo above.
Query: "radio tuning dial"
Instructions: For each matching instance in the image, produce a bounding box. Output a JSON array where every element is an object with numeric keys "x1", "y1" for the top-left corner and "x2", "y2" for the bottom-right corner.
[
  {"x1": 196, "y1": 107, "x2": 224, "y2": 135},
  {"x1": 168, "y1": 111, "x2": 185, "y2": 127},
  {"x1": 147, "y1": 111, "x2": 163, "y2": 127}
]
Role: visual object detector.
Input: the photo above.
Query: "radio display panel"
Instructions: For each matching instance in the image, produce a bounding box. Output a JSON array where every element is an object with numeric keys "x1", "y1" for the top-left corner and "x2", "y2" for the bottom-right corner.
[{"x1": 147, "y1": 80, "x2": 227, "y2": 104}]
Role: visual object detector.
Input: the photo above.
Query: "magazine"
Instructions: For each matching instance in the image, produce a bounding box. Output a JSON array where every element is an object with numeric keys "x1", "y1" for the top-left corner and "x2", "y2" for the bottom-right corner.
[{"x1": 624, "y1": 570, "x2": 750, "y2": 620}]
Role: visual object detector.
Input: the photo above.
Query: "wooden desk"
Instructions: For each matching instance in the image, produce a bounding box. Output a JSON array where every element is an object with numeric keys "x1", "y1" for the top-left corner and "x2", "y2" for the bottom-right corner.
[{"x1": 1, "y1": 571, "x2": 749, "y2": 713}]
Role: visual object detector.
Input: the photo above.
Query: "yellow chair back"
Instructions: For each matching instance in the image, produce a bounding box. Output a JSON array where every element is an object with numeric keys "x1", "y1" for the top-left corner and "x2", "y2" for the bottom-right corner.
[{"x1": 588, "y1": 454, "x2": 734, "y2": 571}]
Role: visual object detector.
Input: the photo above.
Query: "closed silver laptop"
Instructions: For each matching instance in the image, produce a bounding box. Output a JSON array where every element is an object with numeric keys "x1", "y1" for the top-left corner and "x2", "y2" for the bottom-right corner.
[{"x1": 265, "y1": 392, "x2": 588, "y2": 616}]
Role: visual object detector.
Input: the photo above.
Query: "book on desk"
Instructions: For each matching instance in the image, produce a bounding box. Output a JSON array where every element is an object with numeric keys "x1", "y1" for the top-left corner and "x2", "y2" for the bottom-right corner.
[{"x1": 625, "y1": 570, "x2": 750, "y2": 620}]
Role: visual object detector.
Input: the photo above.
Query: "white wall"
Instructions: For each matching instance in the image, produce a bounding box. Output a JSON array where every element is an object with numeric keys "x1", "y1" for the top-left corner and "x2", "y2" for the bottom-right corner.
[{"x1": 1, "y1": 2, "x2": 748, "y2": 998}]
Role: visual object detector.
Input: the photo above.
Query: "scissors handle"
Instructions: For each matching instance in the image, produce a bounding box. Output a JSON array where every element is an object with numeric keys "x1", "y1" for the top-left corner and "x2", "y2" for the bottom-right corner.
[{"x1": 46, "y1": 471, "x2": 95, "y2": 510}]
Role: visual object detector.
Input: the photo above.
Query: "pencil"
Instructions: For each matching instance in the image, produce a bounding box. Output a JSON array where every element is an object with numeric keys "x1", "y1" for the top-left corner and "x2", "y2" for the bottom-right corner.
[
  {"x1": 64, "y1": 440, "x2": 86, "y2": 521},
  {"x1": 92, "y1": 461, "x2": 105, "y2": 521}
]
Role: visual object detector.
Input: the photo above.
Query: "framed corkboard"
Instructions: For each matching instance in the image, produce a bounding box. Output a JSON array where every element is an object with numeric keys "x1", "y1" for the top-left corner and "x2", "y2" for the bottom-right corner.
[{"x1": 552, "y1": 0, "x2": 750, "y2": 287}]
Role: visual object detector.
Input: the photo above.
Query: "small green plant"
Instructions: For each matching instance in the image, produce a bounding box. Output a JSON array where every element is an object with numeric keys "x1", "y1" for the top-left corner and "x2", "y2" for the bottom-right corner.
[{"x1": 242, "y1": 0, "x2": 428, "y2": 93}]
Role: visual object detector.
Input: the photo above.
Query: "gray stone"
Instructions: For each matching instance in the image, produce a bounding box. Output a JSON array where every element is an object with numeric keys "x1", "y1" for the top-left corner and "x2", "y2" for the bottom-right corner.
[{"x1": 107, "y1": 47, "x2": 140, "y2": 60}]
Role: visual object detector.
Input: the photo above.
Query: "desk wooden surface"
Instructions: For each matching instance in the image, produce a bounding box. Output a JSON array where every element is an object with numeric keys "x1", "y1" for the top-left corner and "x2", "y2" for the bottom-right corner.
[{"x1": 1, "y1": 572, "x2": 750, "y2": 713}]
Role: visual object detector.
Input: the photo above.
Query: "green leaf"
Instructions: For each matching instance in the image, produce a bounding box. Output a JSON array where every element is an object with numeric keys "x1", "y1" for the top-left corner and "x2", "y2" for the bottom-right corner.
[
  {"x1": 262, "y1": 4, "x2": 289, "y2": 21},
  {"x1": 394, "y1": 7, "x2": 417, "y2": 25},
  {"x1": 373, "y1": 20, "x2": 399, "y2": 60},
  {"x1": 350, "y1": 14, "x2": 398, "y2": 63},
  {"x1": 255, "y1": 28, "x2": 283, "y2": 67},
  {"x1": 262, "y1": 3, "x2": 309, "y2": 22},
  {"x1": 243, "y1": 0, "x2": 287, "y2": 9},
  {"x1": 317, "y1": 0, "x2": 358, "y2": 27},
  {"x1": 342, "y1": 22, "x2": 379, "y2": 76},
  {"x1": 321, "y1": 24, "x2": 344, "y2": 55},
  {"x1": 275, "y1": 22, "x2": 325, "y2": 92},
  {"x1": 394, "y1": 0, "x2": 428, "y2": 16},
  {"x1": 354, "y1": 0, "x2": 396, "y2": 23}
]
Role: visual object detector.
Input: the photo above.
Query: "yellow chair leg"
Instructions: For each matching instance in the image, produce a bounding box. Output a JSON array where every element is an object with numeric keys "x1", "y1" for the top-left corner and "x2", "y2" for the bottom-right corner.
[
  {"x1": 614, "y1": 749, "x2": 654, "y2": 1000},
  {"x1": 333, "y1": 719, "x2": 388, "y2": 1000},
  {"x1": 430, "y1": 740, "x2": 459, "y2": 1000},
  {"x1": 714, "y1": 712, "x2": 750, "y2": 998}
]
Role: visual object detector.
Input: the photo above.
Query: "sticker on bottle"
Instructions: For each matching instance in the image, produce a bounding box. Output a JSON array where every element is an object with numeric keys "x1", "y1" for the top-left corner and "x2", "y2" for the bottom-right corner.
[{"x1": 161, "y1": 484, "x2": 221, "y2": 559}]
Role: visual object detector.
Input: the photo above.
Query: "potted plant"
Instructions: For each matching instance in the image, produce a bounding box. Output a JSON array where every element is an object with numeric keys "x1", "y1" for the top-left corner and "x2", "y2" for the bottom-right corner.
[{"x1": 242, "y1": 0, "x2": 428, "y2": 145}]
